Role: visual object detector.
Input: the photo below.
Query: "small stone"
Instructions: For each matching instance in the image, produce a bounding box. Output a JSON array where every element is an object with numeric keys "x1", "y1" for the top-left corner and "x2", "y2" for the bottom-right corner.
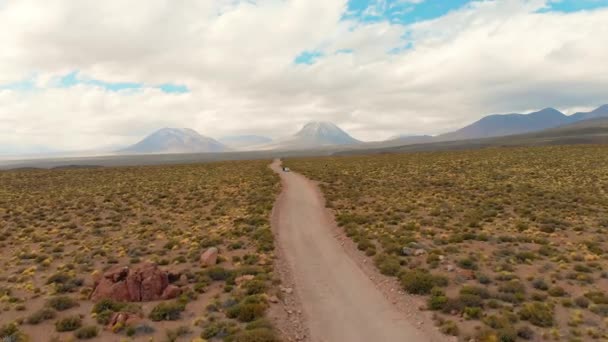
[
  {"x1": 402, "y1": 247, "x2": 414, "y2": 256},
  {"x1": 446, "y1": 265, "x2": 455, "y2": 272},
  {"x1": 269, "y1": 295, "x2": 279, "y2": 303},
  {"x1": 414, "y1": 249, "x2": 426, "y2": 256}
]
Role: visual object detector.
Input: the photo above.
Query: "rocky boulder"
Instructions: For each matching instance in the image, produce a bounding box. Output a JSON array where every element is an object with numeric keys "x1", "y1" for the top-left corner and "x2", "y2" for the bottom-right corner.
[
  {"x1": 200, "y1": 247, "x2": 218, "y2": 266},
  {"x1": 90, "y1": 262, "x2": 181, "y2": 302}
]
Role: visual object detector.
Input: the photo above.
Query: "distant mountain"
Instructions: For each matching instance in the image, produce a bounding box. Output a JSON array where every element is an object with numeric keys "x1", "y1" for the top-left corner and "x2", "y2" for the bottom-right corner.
[
  {"x1": 262, "y1": 121, "x2": 361, "y2": 150},
  {"x1": 570, "y1": 104, "x2": 608, "y2": 121},
  {"x1": 438, "y1": 108, "x2": 571, "y2": 141},
  {"x1": 336, "y1": 116, "x2": 608, "y2": 157},
  {"x1": 120, "y1": 128, "x2": 229, "y2": 154},
  {"x1": 437, "y1": 105, "x2": 608, "y2": 142},
  {"x1": 218, "y1": 135, "x2": 272, "y2": 150}
]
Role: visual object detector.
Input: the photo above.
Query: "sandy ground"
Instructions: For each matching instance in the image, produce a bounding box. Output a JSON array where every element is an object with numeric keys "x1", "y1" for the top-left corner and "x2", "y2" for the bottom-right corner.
[{"x1": 269, "y1": 160, "x2": 447, "y2": 342}]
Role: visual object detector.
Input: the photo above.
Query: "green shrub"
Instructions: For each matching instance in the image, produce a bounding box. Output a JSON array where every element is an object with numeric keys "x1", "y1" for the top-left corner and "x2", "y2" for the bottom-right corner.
[
  {"x1": 26, "y1": 307, "x2": 57, "y2": 324},
  {"x1": 92, "y1": 298, "x2": 124, "y2": 313},
  {"x1": 46, "y1": 295, "x2": 78, "y2": 311},
  {"x1": 427, "y1": 295, "x2": 448, "y2": 311},
  {"x1": 165, "y1": 326, "x2": 191, "y2": 342},
  {"x1": 0, "y1": 323, "x2": 27, "y2": 341},
  {"x1": 55, "y1": 316, "x2": 83, "y2": 332},
  {"x1": 243, "y1": 280, "x2": 267, "y2": 295},
  {"x1": 227, "y1": 303, "x2": 267, "y2": 322},
  {"x1": 400, "y1": 270, "x2": 447, "y2": 295},
  {"x1": 548, "y1": 286, "x2": 567, "y2": 297},
  {"x1": 574, "y1": 296, "x2": 590, "y2": 308},
  {"x1": 518, "y1": 302, "x2": 554, "y2": 327},
  {"x1": 374, "y1": 254, "x2": 401, "y2": 276},
  {"x1": 517, "y1": 325, "x2": 535, "y2": 340},
  {"x1": 208, "y1": 267, "x2": 232, "y2": 281},
  {"x1": 74, "y1": 325, "x2": 99, "y2": 339},
  {"x1": 590, "y1": 304, "x2": 608, "y2": 317},
  {"x1": 149, "y1": 301, "x2": 185, "y2": 321}
]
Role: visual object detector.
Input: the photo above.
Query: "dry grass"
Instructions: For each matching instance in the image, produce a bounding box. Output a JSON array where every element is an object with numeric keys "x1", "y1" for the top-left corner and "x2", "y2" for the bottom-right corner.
[
  {"x1": 0, "y1": 160, "x2": 280, "y2": 341},
  {"x1": 286, "y1": 145, "x2": 608, "y2": 341}
]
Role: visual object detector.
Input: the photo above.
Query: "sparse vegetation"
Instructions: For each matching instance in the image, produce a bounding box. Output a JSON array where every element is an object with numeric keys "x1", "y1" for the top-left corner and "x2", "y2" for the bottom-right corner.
[
  {"x1": 286, "y1": 145, "x2": 608, "y2": 340},
  {"x1": 0, "y1": 160, "x2": 280, "y2": 340}
]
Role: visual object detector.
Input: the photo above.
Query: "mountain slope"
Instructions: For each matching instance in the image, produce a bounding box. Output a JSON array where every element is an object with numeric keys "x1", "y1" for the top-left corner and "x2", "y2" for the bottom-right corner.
[
  {"x1": 262, "y1": 121, "x2": 360, "y2": 150},
  {"x1": 438, "y1": 108, "x2": 571, "y2": 141},
  {"x1": 121, "y1": 128, "x2": 229, "y2": 154},
  {"x1": 570, "y1": 104, "x2": 608, "y2": 121}
]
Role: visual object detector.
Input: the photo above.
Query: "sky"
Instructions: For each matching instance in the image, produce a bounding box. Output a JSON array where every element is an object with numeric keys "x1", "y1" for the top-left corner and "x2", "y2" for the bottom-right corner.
[{"x1": 1, "y1": 0, "x2": 608, "y2": 155}]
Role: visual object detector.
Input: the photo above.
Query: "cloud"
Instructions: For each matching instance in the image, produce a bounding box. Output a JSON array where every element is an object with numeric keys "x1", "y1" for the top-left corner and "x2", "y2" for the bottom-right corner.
[{"x1": 1, "y1": 0, "x2": 608, "y2": 153}]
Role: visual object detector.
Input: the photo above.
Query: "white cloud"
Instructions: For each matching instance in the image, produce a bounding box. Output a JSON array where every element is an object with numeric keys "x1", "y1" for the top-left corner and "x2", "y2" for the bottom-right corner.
[{"x1": 0, "y1": 0, "x2": 608, "y2": 153}]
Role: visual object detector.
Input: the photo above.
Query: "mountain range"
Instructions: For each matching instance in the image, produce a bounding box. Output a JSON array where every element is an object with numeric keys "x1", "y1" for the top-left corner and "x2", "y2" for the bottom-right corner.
[
  {"x1": 436, "y1": 105, "x2": 608, "y2": 141},
  {"x1": 119, "y1": 104, "x2": 608, "y2": 155}
]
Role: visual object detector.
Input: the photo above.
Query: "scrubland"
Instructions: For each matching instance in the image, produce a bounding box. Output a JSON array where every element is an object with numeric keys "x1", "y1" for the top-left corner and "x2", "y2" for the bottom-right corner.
[
  {"x1": 0, "y1": 160, "x2": 280, "y2": 341},
  {"x1": 286, "y1": 145, "x2": 608, "y2": 341}
]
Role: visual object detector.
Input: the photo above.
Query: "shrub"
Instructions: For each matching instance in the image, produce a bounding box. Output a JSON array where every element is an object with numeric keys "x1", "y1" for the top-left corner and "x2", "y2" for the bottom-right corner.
[
  {"x1": 55, "y1": 316, "x2": 83, "y2": 332},
  {"x1": 590, "y1": 304, "x2": 608, "y2": 317},
  {"x1": 548, "y1": 286, "x2": 567, "y2": 297},
  {"x1": 74, "y1": 326, "x2": 99, "y2": 339},
  {"x1": 227, "y1": 303, "x2": 267, "y2": 322},
  {"x1": 574, "y1": 296, "x2": 590, "y2": 308},
  {"x1": 208, "y1": 267, "x2": 232, "y2": 281},
  {"x1": 165, "y1": 326, "x2": 191, "y2": 341},
  {"x1": 0, "y1": 323, "x2": 27, "y2": 341},
  {"x1": 439, "y1": 320, "x2": 459, "y2": 336},
  {"x1": 428, "y1": 295, "x2": 448, "y2": 311},
  {"x1": 46, "y1": 295, "x2": 78, "y2": 311},
  {"x1": 518, "y1": 302, "x2": 554, "y2": 327},
  {"x1": 26, "y1": 307, "x2": 57, "y2": 324},
  {"x1": 92, "y1": 298, "x2": 124, "y2": 313},
  {"x1": 517, "y1": 325, "x2": 535, "y2": 340},
  {"x1": 243, "y1": 280, "x2": 267, "y2": 295},
  {"x1": 374, "y1": 254, "x2": 401, "y2": 276},
  {"x1": 400, "y1": 270, "x2": 447, "y2": 295},
  {"x1": 149, "y1": 301, "x2": 185, "y2": 321},
  {"x1": 531, "y1": 278, "x2": 549, "y2": 291}
]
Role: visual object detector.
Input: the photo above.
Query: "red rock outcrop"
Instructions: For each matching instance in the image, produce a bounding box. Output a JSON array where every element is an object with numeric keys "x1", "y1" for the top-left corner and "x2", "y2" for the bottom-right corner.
[{"x1": 91, "y1": 262, "x2": 181, "y2": 302}]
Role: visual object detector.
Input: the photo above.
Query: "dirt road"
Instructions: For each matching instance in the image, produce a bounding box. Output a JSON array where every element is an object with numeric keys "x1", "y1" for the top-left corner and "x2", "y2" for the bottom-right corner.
[{"x1": 270, "y1": 160, "x2": 432, "y2": 342}]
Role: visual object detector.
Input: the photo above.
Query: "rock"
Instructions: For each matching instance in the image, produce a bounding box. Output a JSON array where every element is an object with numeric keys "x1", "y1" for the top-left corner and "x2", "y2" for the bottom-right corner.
[
  {"x1": 107, "y1": 311, "x2": 141, "y2": 329},
  {"x1": 91, "y1": 262, "x2": 176, "y2": 302},
  {"x1": 235, "y1": 275, "x2": 255, "y2": 286},
  {"x1": 176, "y1": 274, "x2": 189, "y2": 286},
  {"x1": 414, "y1": 249, "x2": 426, "y2": 256},
  {"x1": 446, "y1": 265, "x2": 455, "y2": 272},
  {"x1": 161, "y1": 285, "x2": 182, "y2": 300},
  {"x1": 200, "y1": 247, "x2": 218, "y2": 266},
  {"x1": 402, "y1": 247, "x2": 414, "y2": 256},
  {"x1": 269, "y1": 295, "x2": 279, "y2": 303},
  {"x1": 281, "y1": 286, "x2": 293, "y2": 294},
  {"x1": 438, "y1": 255, "x2": 445, "y2": 262}
]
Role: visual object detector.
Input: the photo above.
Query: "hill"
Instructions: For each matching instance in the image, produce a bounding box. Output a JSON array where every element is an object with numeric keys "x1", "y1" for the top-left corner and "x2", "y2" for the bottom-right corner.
[{"x1": 120, "y1": 128, "x2": 229, "y2": 154}]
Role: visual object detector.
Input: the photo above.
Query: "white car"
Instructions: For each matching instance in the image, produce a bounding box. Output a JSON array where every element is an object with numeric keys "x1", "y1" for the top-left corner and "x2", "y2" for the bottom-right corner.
[{"x1": 282, "y1": 167, "x2": 291, "y2": 172}]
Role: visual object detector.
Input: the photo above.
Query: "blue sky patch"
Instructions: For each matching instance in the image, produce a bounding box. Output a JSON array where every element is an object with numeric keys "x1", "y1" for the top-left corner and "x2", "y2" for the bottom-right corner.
[
  {"x1": 294, "y1": 51, "x2": 323, "y2": 65},
  {"x1": 56, "y1": 71, "x2": 189, "y2": 93},
  {"x1": 157, "y1": 83, "x2": 189, "y2": 93},
  {"x1": 541, "y1": 0, "x2": 608, "y2": 13},
  {"x1": 0, "y1": 75, "x2": 36, "y2": 91},
  {"x1": 345, "y1": 0, "x2": 472, "y2": 24},
  {"x1": 345, "y1": 0, "x2": 608, "y2": 24}
]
